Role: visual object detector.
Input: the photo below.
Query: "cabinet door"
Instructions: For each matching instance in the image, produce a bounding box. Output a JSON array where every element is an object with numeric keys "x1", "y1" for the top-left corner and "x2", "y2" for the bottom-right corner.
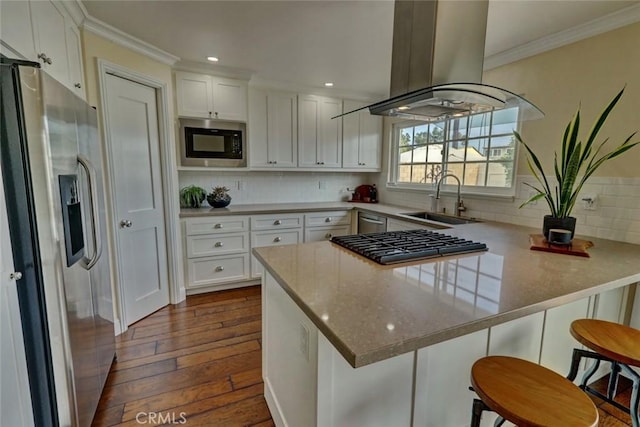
[
  {"x1": 31, "y1": 0, "x2": 69, "y2": 84},
  {"x1": 298, "y1": 94, "x2": 320, "y2": 167},
  {"x1": 304, "y1": 225, "x2": 351, "y2": 242},
  {"x1": 211, "y1": 77, "x2": 247, "y2": 122},
  {"x1": 248, "y1": 88, "x2": 270, "y2": 167},
  {"x1": 267, "y1": 91, "x2": 297, "y2": 167},
  {"x1": 318, "y1": 97, "x2": 342, "y2": 168},
  {"x1": 176, "y1": 72, "x2": 212, "y2": 118},
  {"x1": 0, "y1": 0, "x2": 37, "y2": 60},
  {"x1": 358, "y1": 110, "x2": 382, "y2": 170},
  {"x1": 342, "y1": 100, "x2": 363, "y2": 168},
  {"x1": 65, "y1": 22, "x2": 85, "y2": 98}
]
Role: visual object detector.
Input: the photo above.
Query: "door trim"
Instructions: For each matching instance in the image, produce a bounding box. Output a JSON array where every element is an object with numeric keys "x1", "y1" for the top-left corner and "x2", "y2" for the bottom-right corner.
[{"x1": 97, "y1": 59, "x2": 184, "y2": 333}]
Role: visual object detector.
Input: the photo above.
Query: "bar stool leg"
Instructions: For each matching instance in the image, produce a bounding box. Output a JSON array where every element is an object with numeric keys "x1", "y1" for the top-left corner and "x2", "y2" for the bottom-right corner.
[
  {"x1": 607, "y1": 361, "x2": 621, "y2": 400},
  {"x1": 619, "y1": 364, "x2": 640, "y2": 427},
  {"x1": 470, "y1": 398, "x2": 484, "y2": 427}
]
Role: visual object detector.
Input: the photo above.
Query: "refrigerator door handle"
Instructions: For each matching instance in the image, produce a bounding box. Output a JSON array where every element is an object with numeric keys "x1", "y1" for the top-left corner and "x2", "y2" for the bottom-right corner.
[{"x1": 77, "y1": 154, "x2": 102, "y2": 269}]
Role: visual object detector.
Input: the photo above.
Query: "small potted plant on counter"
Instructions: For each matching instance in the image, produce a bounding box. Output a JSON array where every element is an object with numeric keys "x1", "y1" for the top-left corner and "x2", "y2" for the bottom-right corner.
[
  {"x1": 179, "y1": 185, "x2": 207, "y2": 208},
  {"x1": 207, "y1": 186, "x2": 232, "y2": 208},
  {"x1": 516, "y1": 87, "x2": 639, "y2": 239}
]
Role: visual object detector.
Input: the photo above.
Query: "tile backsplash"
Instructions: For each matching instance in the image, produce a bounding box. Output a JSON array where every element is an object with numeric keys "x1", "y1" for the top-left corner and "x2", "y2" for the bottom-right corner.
[
  {"x1": 179, "y1": 171, "x2": 373, "y2": 205},
  {"x1": 379, "y1": 175, "x2": 640, "y2": 245}
]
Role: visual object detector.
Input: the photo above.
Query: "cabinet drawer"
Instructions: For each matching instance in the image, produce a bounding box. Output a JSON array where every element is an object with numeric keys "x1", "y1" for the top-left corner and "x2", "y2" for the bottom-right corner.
[
  {"x1": 187, "y1": 254, "x2": 250, "y2": 287},
  {"x1": 304, "y1": 225, "x2": 351, "y2": 242},
  {"x1": 305, "y1": 211, "x2": 352, "y2": 227},
  {"x1": 186, "y1": 232, "x2": 249, "y2": 258},
  {"x1": 251, "y1": 229, "x2": 302, "y2": 248},
  {"x1": 186, "y1": 216, "x2": 249, "y2": 235},
  {"x1": 251, "y1": 214, "x2": 303, "y2": 230}
]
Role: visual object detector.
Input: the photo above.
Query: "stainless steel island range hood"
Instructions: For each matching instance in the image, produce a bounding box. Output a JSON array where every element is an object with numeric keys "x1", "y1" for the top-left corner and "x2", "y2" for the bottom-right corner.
[{"x1": 339, "y1": 0, "x2": 543, "y2": 122}]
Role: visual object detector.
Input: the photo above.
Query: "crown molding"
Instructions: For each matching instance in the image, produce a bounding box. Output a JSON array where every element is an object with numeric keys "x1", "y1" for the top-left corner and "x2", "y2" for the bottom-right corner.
[
  {"x1": 83, "y1": 15, "x2": 180, "y2": 66},
  {"x1": 484, "y1": 3, "x2": 640, "y2": 71},
  {"x1": 174, "y1": 60, "x2": 254, "y2": 81},
  {"x1": 60, "y1": 0, "x2": 88, "y2": 27}
]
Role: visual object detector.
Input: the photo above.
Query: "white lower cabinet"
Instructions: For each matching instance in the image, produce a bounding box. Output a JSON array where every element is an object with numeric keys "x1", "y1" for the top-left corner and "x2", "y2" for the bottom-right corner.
[
  {"x1": 304, "y1": 210, "x2": 352, "y2": 242},
  {"x1": 250, "y1": 213, "x2": 303, "y2": 278},
  {"x1": 184, "y1": 216, "x2": 251, "y2": 290},
  {"x1": 262, "y1": 268, "x2": 634, "y2": 427},
  {"x1": 188, "y1": 254, "x2": 250, "y2": 287}
]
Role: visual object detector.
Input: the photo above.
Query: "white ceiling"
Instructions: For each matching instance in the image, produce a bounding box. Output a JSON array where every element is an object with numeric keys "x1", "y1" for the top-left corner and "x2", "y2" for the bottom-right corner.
[{"x1": 82, "y1": 0, "x2": 639, "y2": 99}]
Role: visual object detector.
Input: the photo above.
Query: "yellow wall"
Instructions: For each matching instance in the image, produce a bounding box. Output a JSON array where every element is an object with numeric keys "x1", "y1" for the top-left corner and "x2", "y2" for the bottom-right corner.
[
  {"x1": 81, "y1": 29, "x2": 174, "y2": 108},
  {"x1": 483, "y1": 21, "x2": 640, "y2": 177}
]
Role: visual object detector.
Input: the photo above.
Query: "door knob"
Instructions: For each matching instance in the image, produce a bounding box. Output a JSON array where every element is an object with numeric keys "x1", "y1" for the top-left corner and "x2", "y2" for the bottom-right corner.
[
  {"x1": 273, "y1": 237, "x2": 282, "y2": 242},
  {"x1": 120, "y1": 219, "x2": 132, "y2": 228}
]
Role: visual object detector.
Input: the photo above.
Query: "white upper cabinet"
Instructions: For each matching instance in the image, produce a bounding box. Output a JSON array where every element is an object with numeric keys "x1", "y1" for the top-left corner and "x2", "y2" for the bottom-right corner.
[
  {"x1": 211, "y1": 77, "x2": 248, "y2": 122},
  {"x1": 31, "y1": 0, "x2": 69, "y2": 85},
  {"x1": 298, "y1": 94, "x2": 342, "y2": 168},
  {"x1": 176, "y1": 72, "x2": 213, "y2": 118},
  {"x1": 0, "y1": 0, "x2": 37, "y2": 60},
  {"x1": 1, "y1": 0, "x2": 85, "y2": 99},
  {"x1": 175, "y1": 71, "x2": 248, "y2": 122},
  {"x1": 249, "y1": 88, "x2": 298, "y2": 168},
  {"x1": 342, "y1": 100, "x2": 382, "y2": 171},
  {"x1": 65, "y1": 22, "x2": 85, "y2": 98}
]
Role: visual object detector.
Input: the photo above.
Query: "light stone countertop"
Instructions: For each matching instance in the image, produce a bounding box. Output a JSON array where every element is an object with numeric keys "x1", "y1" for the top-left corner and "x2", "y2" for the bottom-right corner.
[{"x1": 253, "y1": 221, "x2": 640, "y2": 368}]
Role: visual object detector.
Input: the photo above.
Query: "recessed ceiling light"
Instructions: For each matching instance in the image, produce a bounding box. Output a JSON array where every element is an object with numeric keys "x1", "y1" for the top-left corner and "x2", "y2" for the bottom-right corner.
[
  {"x1": 397, "y1": 106, "x2": 410, "y2": 110},
  {"x1": 207, "y1": 56, "x2": 219, "y2": 62},
  {"x1": 324, "y1": 82, "x2": 334, "y2": 87}
]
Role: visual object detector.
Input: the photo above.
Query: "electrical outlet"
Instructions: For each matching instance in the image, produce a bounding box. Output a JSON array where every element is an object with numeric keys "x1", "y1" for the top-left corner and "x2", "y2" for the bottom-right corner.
[
  {"x1": 319, "y1": 181, "x2": 327, "y2": 190},
  {"x1": 527, "y1": 190, "x2": 539, "y2": 206},
  {"x1": 581, "y1": 194, "x2": 598, "y2": 210},
  {"x1": 236, "y1": 180, "x2": 244, "y2": 191}
]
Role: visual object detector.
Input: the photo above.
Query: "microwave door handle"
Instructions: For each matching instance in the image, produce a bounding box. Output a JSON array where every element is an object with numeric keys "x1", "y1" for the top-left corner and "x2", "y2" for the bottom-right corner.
[{"x1": 77, "y1": 155, "x2": 102, "y2": 270}]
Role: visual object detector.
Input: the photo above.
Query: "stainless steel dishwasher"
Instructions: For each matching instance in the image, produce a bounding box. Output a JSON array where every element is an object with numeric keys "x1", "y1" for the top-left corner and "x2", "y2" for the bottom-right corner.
[{"x1": 358, "y1": 212, "x2": 387, "y2": 234}]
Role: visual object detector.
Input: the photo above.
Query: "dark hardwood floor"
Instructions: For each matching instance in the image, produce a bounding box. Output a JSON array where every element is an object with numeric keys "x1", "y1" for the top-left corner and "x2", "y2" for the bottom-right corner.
[
  {"x1": 92, "y1": 285, "x2": 633, "y2": 426},
  {"x1": 92, "y1": 286, "x2": 274, "y2": 427}
]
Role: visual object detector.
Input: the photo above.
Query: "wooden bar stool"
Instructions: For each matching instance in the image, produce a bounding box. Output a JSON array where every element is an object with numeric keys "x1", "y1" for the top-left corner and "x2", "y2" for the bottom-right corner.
[
  {"x1": 470, "y1": 356, "x2": 598, "y2": 427},
  {"x1": 568, "y1": 319, "x2": 640, "y2": 427}
]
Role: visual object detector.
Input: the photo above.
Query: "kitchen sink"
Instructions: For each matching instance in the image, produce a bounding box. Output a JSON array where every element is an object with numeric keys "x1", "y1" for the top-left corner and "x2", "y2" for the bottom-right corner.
[{"x1": 399, "y1": 212, "x2": 481, "y2": 225}]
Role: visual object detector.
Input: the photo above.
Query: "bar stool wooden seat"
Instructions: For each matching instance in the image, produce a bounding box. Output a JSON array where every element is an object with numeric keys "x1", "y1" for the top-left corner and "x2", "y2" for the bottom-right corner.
[
  {"x1": 470, "y1": 356, "x2": 598, "y2": 427},
  {"x1": 568, "y1": 319, "x2": 640, "y2": 427}
]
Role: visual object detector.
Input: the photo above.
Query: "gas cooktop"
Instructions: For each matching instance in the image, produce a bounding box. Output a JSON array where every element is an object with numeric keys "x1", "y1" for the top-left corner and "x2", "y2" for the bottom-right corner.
[{"x1": 330, "y1": 229, "x2": 488, "y2": 265}]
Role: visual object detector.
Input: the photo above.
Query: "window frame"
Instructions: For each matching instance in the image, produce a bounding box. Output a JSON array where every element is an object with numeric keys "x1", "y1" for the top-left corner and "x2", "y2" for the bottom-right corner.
[{"x1": 387, "y1": 109, "x2": 522, "y2": 198}]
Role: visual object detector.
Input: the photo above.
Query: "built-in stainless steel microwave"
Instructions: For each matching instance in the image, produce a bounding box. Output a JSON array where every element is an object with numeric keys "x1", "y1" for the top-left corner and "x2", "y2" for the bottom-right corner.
[{"x1": 180, "y1": 118, "x2": 246, "y2": 167}]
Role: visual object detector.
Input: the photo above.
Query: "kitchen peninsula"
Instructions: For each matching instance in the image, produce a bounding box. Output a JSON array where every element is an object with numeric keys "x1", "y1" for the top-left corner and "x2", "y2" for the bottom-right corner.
[{"x1": 253, "y1": 220, "x2": 640, "y2": 427}]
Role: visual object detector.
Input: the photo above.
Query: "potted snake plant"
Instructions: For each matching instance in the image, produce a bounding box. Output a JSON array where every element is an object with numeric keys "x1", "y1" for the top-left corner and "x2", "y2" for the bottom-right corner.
[{"x1": 516, "y1": 87, "x2": 639, "y2": 239}]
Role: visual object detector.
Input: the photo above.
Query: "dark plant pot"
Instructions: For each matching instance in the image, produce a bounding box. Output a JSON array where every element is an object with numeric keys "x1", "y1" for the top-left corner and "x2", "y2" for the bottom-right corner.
[
  {"x1": 207, "y1": 194, "x2": 231, "y2": 208},
  {"x1": 542, "y1": 215, "x2": 576, "y2": 240}
]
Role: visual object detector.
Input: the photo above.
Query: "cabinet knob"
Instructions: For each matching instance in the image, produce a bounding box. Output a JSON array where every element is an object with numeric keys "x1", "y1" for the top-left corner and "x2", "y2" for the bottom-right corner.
[
  {"x1": 37, "y1": 53, "x2": 52, "y2": 65},
  {"x1": 325, "y1": 217, "x2": 332, "y2": 223},
  {"x1": 10, "y1": 272, "x2": 23, "y2": 281},
  {"x1": 321, "y1": 162, "x2": 325, "y2": 165},
  {"x1": 74, "y1": 83, "x2": 82, "y2": 89},
  {"x1": 273, "y1": 160, "x2": 277, "y2": 164},
  {"x1": 209, "y1": 112, "x2": 212, "y2": 117},
  {"x1": 325, "y1": 233, "x2": 332, "y2": 239},
  {"x1": 214, "y1": 242, "x2": 223, "y2": 247},
  {"x1": 273, "y1": 220, "x2": 282, "y2": 225},
  {"x1": 214, "y1": 223, "x2": 223, "y2": 229},
  {"x1": 214, "y1": 112, "x2": 219, "y2": 118},
  {"x1": 120, "y1": 219, "x2": 132, "y2": 228},
  {"x1": 215, "y1": 266, "x2": 224, "y2": 272},
  {"x1": 273, "y1": 237, "x2": 282, "y2": 242}
]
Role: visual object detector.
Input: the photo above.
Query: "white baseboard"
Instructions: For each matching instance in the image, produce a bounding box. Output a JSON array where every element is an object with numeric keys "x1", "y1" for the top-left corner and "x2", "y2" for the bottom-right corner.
[{"x1": 264, "y1": 377, "x2": 287, "y2": 427}]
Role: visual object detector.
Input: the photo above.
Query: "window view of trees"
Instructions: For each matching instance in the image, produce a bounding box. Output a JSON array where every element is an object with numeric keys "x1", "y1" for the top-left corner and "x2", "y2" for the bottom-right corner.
[{"x1": 395, "y1": 108, "x2": 519, "y2": 189}]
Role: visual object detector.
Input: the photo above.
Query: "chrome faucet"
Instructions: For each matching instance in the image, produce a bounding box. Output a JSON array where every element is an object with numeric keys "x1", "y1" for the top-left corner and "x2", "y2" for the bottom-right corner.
[{"x1": 435, "y1": 173, "x2": 466, "y2": 216}]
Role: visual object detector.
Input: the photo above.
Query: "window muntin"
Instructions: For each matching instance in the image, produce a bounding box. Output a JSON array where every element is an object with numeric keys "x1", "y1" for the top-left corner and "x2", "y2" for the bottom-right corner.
[{"x1": 392, "y1": 108, "x2": 519, "y2": 191}]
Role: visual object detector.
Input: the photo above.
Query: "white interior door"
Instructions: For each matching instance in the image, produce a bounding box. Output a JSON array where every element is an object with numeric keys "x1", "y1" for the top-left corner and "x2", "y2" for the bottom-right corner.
[
  {"x1": 0, "y1": 163, "x2": 35, "y2": 426},
  {"x1": 104, "y1": 73, "x2": 169, "y2": 325}
]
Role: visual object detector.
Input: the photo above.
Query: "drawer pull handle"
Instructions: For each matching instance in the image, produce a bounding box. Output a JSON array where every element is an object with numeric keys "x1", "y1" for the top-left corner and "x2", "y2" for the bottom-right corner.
[
  {"x1": 274, "y1": 220, "x2": 282, "y2": 225},
  {"x1": 273, "y1": 237, "x2": 282, "y2": 242},
  {"x1": 325, "y1": 217, "x2": 332, "y2": 223},
  {"x1": 325, "y1": 233, "x2": 332, "y2": 239},
  {"x1": 215, "y1": 266, "x2": 224, "y2": 272},
  {"x1": 214, "y1": 223, "x2": 223, "y2": 229},
  {"x1": 214, "y1": 242, "x2": 223, "y2": 247}
]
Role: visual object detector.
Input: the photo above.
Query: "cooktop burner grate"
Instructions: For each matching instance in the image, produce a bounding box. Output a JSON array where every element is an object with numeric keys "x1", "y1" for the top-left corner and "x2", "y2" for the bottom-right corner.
[{"x1": 331, "y1": 229, "x2": 487, "y2": 264}]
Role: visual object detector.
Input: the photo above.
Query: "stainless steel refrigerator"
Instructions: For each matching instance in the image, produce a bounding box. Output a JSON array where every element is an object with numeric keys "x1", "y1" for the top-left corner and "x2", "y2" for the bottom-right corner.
[{"x1": 1, "y1": 58, "x2": 115, "y2": 426}]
